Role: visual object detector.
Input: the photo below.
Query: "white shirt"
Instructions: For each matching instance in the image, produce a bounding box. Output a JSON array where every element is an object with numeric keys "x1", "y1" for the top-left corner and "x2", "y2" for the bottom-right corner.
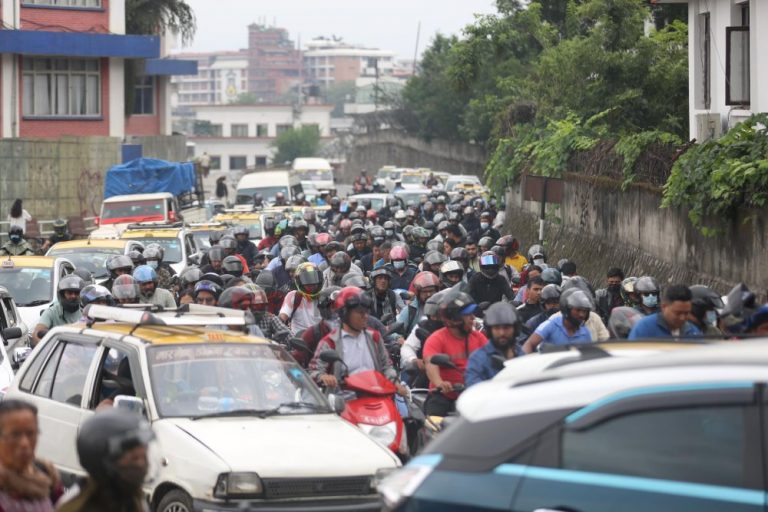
[
  {"x1": 8, "y1": 210, "x2": 32, "y2": 233},
  {"x1": 280, "y1": 290, "x2": 321, "y2": 335},
  {"x1": 342, "y1": 329, "x2": 375, "y2": 375}
]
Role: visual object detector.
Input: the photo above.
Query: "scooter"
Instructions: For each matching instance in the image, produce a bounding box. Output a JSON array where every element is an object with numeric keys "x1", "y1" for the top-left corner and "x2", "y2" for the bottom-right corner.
[{"x1": 319, "y1": 350, "x2": 409, "y2": 457}]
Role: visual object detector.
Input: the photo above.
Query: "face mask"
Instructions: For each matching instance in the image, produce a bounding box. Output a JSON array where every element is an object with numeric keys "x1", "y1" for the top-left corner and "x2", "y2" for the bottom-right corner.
[
  {"x1": 393, "y1": 260, "x2": 405, "y2": 270},
  {"x1": 607, "y1": 284, "x2": 621, "y2": 294},
  {"x1": 705, "y1": 310, "x2": 718, "y2": 326},
  {"x1": 147, "y1": 261, "x2": 158, "y2": 269},
  {"x1": 533, "y1": 258, "x2": 545, "y2": 266},
  {"x1": 9, "y1": 235, "x2": 20, "y2": 244},
  {"x1": 480, "y1": 222, "x2": 489, "y2": 230},
  {"x1": 642, "y1": 294, "x2": 658, "y2": 308}
]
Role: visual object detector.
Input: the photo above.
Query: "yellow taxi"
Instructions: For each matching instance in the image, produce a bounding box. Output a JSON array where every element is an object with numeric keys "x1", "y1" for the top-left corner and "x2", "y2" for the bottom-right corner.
[
  {"x1": 212, "y1": 212, "x2": 263, "y2": 241},
  {"x1": 6, "y1": 304, "x2": 398, "y2": 512},
  {"x1": 400, "y1": 169, "x2": 425, "y2": 190},
  {"x1": 184, "y1": 222, "x2": 229, "y2": 256},
  {"x1": 46, "y1": 238, "x2": 145, "y2": 283},
  {"x1": 120, "y1": 224, "x2": 187, "y2": 274}
]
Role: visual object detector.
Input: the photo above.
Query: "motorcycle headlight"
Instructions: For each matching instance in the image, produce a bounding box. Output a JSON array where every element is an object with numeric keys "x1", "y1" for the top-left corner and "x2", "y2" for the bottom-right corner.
[
  {"x1": 359, "y1": 421, "x2": 397, "y2": 446},
  {"x1": 214, "y1": 472, "x2": 263, "y2": 499},
  {"x1": 377, "y1": 459, "x2": 437, "y2": 510}
]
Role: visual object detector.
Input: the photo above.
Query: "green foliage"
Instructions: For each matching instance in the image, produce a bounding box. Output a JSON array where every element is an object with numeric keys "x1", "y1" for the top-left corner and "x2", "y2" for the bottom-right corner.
[
  {"x1": 272, "y1": 126, "x2": 321, "y2": 165},
  {"x1": 615, "y1": 130, "x2": 682, "y2": 186},
  {"x1": 125, "y1": 0, "x2": 196, "y2": 44},
  {"x1": 663, "y1": 114, "x2": 768, "y2": 233},
  {"x1": 229, "y1": 93, "x2": 259, "y2": 105}
]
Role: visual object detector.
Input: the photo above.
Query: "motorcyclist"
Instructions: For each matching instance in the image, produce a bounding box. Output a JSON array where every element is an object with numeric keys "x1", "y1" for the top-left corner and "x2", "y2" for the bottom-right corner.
[
  {"x1": 468, "y1": 251, "x2": 514, "y2": 304},
  {"x1": 496, "y1": 235, "x2": 528, "y2": 272},
  {"x1": 515, "y1": 276, "x2": 545, "y2": 323},
  {"x1": 41, "y1": 218, "x2": 73, "y2": 251},
  {"x1": 133, "y1": 265, "x2": 176, "y2": 308},
  {"x1": 634, "y1": 275, "x2": 661, "y2": 315},
  {"x1": 439, "y1": 260, "x2": 466, "y2": 290},
  {"x1": 629, "y1": 284, "x2": 702, "y2": 340},
  {"x1": 323, "y1": 252, "x2": 362, "y2": 288},
  {"x1": 143, "y1": 244, "x2": 176, "y2": 291},
  {"x1": 422, "y1": 291, "x2": 487, "y2": 416},
  {"x1": 688, "y1": 284, "x2": 725, "y2": 336},
  {"x1": 102, "y1": 255, "x2": 134, "y2": 293},
  {"x1": 112, "y1": 275, "x2": 140, "y2": 305},
  {"x1": 367, "y1": 268, "x2": 405, "y2": 321},
  {"x1": 397, "y1": 271, "x2": 441, "y2": 337},
  {"x1": 193, "y1": 280, "x2": 222, "y2": 306},
  {"x1": 472, "y1": 211, "x2": 500, "y2": 241},
  {"x1": 595, "y1": 267, "x2": 626, "y2": 323},
  {"x1": 250, "y1": 286, "x2": 292, "y2": 344},
  {"x1": 279, "y1": 262, "x2": 323, "y2": 335},
  {"x1": 258, "y1": 218, "x2": 278, "y2": 251},
  {"x1": 466, "y1": 302, "x2": 521, "y2": 387},
  {"x1": 460, "y1": 206, "x2": 480, "y2": 235},
  {"x1": 525, "y1": 283, "x2": 562, "y2": 333},
  {"x1": 33, "y1": 274, "x2": 84, "y2": 346},
  {"x1": 0, "y1": 226, "x2": 34, "y2": 255},
  {"x1": 200, "y1": 246, "x2": 225, "y2": 275},
  {"x1": 296, "y1": 286, "x2": 341, "y2": 367},
  {"x1": 385, "y1": 245, "x2": 417, "y2": 290},
  {"x1": 233, "y1": 226, "x2": 257, "y2": 267},
  {"x1": 400, "y1": 290, "x2": 446, "y2": 388},
  {"x1": 523, "y1": 289, "x2": 594, "y2": 353},
  {"x1": 292, "y1": 220, "x2": 310, "y2": 251},
  {"x1": 273, "y1": 191, "x2": 288, "y2": 206}
]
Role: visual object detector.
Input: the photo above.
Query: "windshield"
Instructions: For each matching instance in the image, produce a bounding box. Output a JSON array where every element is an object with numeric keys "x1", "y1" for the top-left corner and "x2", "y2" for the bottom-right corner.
[
  {"x1": 0, "y1": 267, "x2": 53, "y2": 306},
  {"x1": 132, "y1": 237, "x2": 182, "y2": 264},
  {"x1": 296, "y1": 169, "x2": 333, "y2": 182},
  {"x1": 377, "y1": 169, "x2": 392, "y2": 180},
  {"x1": 237, "y1": 186, "x2": 289, "y2": 205},
  {"x1": 46, "y1": 247, "x2": 123, "y2": 279},
  {"x1": 402, "y1": 174, "x2": 423, "y2": 185},
  {"x1": 446, "y1": 178, "x2": 480, "y2": 191},
  {"x1": 147, "y1": 343, "x2": 327, "y2": 418},
  {"x1": 101, "y1": 199, "x2": 165, "y2": 223},
  {"x1": 396, "y1": 191, "x2": 427, "y2": 206}
]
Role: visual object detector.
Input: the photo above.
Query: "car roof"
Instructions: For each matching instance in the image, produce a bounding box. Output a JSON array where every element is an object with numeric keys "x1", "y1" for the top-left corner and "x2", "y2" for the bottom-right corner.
[
  {"x1": 394, "y1": 188, "x2": 431, "y2": 195},
  {"x1": 349, "y1": 193, "x2": 390, "y2": 200},
  {"x1": 103, "y1": 193, "x2": 172, "y2": 203},
  {"x1": 120, "y1": 228, "x2": 182, "y2": 238},
  {"x1": 0, "y1": 256, "x2": 55, "y2": 268},
  {"x1": 214, "y1": 213, "x2": 261, "y2": 221},
  {"x1": 48, "y1": 239, "x2": 130, "y2": 251},
  {"x1": 89, "y1": 323, "x2": 271, "y2": 346}
]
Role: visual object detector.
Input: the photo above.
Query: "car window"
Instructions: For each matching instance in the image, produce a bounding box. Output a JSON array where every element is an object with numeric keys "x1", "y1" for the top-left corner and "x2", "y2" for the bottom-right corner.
[
  {"x1": 561, "y1": 405, "x2": 747, "y2": 488},
  {"x1": 19, "y1": 339, "x2": 57, "y2": 392},
  {"x1": 91, "y1": 347, "x2": 137, "y2": 409},
  {"x1": 2, "y1": 298, "x2": 16, "y2": 326},
  {"x1": 35, "y1": 341, "x2": 98, "y2": 406}
]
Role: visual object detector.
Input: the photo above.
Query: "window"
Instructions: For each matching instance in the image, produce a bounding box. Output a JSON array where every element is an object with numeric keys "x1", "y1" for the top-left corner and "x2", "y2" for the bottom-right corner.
[
  {"x1": 229, "y1": 156, "x2": 247, "y2": 170},
  {"x1": 276, "y1": 124, "x2": 293, "y2": 135},
  {"x1": 562, "y1": 406, "x2": 747, "y2": 488},
  {"x1": 209, "y1": 124, "x2": 223, "y2": 137},
  {"x1": 34, "y1": 341, "x2": 97, "y2": 406},
  {"x1": 210, "y1": 156, "x2": 221, "y2": 170},
  {"x1": 255, "y1": 156, "x2": 268, "y2": 167},
  {"x1": 231, "y1": 124, "x2": 249, "y2": 137},
  {"x1": 726, "y1": 26, "x2": 750, "y2": 106},
  {"x1": 23, "y1": 58, "x2": 101, "y2": 117},
  {"x1": 19, "y1": 339, "x2": 56, "y2": 392},
  {"x1": 91, "y1": 348, "x2": 136, "y2": 409},
  {"x1": 23, "y1": 0, "x2": 101, "y2": 7},
  {"x1": 132, "y1": 76, "x2": 155, "y2": 115},
  {"x1": 256, "y1": 124, "x2": 268, "y2": 137}
]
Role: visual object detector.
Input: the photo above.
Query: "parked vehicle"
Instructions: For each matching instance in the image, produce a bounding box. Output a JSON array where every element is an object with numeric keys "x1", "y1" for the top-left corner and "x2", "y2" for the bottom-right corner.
[
  {"x1": 0, "y1": 285, "x2": 30, "y2": 354},
  {"x1": 292, "y1": 157, "x2": 335, "y2": 194}
]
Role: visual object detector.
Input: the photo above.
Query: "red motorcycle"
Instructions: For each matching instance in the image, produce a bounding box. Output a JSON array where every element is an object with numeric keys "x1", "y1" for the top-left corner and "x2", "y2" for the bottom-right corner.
[{"x1": 320, "y1": 350, "x2": 407, "y2": 457}]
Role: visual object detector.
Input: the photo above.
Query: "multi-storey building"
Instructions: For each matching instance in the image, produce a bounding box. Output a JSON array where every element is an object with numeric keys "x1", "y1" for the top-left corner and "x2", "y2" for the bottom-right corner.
[
  {"x1": 303, "y1": 38, "x2": 395, "y2": 88},
  {"x1": 172, "y1": 50, "x2": 249, "y2": 107},
  {"x1": 247, "y1": 24, "x2": 301, "y2": 102}
]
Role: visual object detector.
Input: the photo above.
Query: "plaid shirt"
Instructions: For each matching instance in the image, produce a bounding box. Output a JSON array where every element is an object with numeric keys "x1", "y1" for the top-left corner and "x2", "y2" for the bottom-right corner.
[{"x1": 256, "y1": 312, "x2": 291, "y2": 344}]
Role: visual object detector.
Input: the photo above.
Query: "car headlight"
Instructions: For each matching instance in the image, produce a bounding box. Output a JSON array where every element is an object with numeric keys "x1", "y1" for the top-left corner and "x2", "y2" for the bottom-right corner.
[
  {"x1": 214, "y1": 472, "x2": 263, "y2": 499},
  {"x1": 359, "y1": 421, "x2": 397, "y2": 446},
  {"x1": 377, "y1": 462, "x2": 436, "y2": 510}
]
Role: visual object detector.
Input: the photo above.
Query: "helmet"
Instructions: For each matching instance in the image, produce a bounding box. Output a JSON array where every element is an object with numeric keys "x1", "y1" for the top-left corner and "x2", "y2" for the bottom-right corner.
[
  {"x1": 330, "y1": 196, "x2": 341, "y2": 207},
  {"x1": 450, "y1": 247, "x2": 469, "y2": 262},
  {"x1": 58, "y1": 275, "x2": 85, "y2": 313},
  {"x1": 497, "y1": 235, "x2": 520, "y2": 252},
  {"x1": 317, "y1": 286, "x2": 341, "y2": 320},
  {"x1": 280, "y1": 246, "x2": 300, "y2": 263},
  {"x1": 143, "y1": 246, "x2": 164, "y2": 269},
  {"x1": 339, "y1": 219, "x2": 352, "y2": 231},
  {"x1": 218, "y1": 286, "x2": 255, "y2": 311},
  {"x1": 540, "y1": 283, "x2": 562, "y2": 303},
  {"x1": 369, "y1": 226, "x2": 386, "y2": 243},
  {"x1": 463, "y1": 206, "x2": 474, "y2": 216},
  {"x1": 412, "y1": 271, "x2": 440, "y2": 293},
  {"x1": 333, "y1": 286, "x2": 373, "y2": 320},
  {"x1": 208, "y1": 246, "x2": 226, "y2": 264},
  {"x1": 285, "y1": 255, "x2": 306, "y2": 274},
  {"x1": 394, "y1": 210, "x2": 407, "y2": 222},
  {"x1": 369, "y1": 268, "x2": 391, "y2": 284},
  {"x1": 690, "y1": 284, "x2": 725, "y2": 320},
  {"x1": 426, "y1": 240, "x2": 442, "y2": 252},
  {"x1": 133, "y1": 265, "x2": 157, "y2": 284},
  {"x1": 263, "y1": 218, "x2": 277, "y2": 235},
  {"x1": 438, "y1": 290, "x2": 477, "y2": 324},
  {"x1": 72, "y1": 268, "x2": 94, "y2": 286},
  {"x1": 478, "y1": 236, "x2": 494, "y2": 251},
  {"x1": 293, "y1": 220, "x2": 309, "y2": 233},
  {"x1": 295, "y1": 262, "x2": 323, "y2": 298},
  {"x1": 413, "y1": 227, "x2": 430, "y2": 240},
  {"x1": 219, "y1": 237, "x2": 237, "y2": 252},
  {"x1": 179, "y1": 267, "x2": 203, "y2": 289},
  {"x1": 106, "y1": 255, "x2": 133, "y2": 275},
  {"x1": 222, "y1": 255, "x2": 244, "y2": 277},
  {"x1": 390, "y1": 245, "x2": 408, "y2": 261},
  {"x1": 437, "y1": 221, "x2": 449, "y2": 232},
  {"x1": 249, "y1": 286, "x2": 269, "y2": 312},
  {"x1": 634, "y1": 276, "x2": 660, "y2": 295},
  {"x1": 144, "y1": 243, "x2": 165, "y2": 261},
  {"x1": 424, "y1": 251, "x2": 447, "y2": 268},
  {"x1": 561, "y1": 275, "x2": 594, "y2": 297},
  {"x1": 447, "y1": 211, "x2": 460, "y2": 223},
  {"x1": 194, "y1": 280, "x2": 223, "y2": 300},
  {"x1": 439, "y1": 260, "x2": 464, "y2": 287},
  {"x1": 484, "y1": 302, "x2": 520, "y2": 328},
  {"x1": 541, "y1": 267, "x2": 562, "y2": 286},
  {"x1": 233, "y1": 225, "x2": 249, "y2": 238},
  {"x1": 303, "y1": 208, "x2": 316, "y2": 223},
  {"x1": 423, "y1": 289, "x2": 449, "y2": 317},
  {"x1": 209, "y1": 231, "x2": 224, "y2": 245},
  {"x1": 527, "y1": 244, "x2": 546, "y2": 263},
  {"x1": 402, "y1": 225, "x2": 415, "y2": 241},
  {"x1": 77, "y1": 409, "x2": 154, "y2": 484},
  {"x1": 432, "y1": 213, "x2": 446, "y2": 225},
  {"x1": 200, "y1": 273, "x2": 224, "y2": 288},
  {"x1": 127, "y1": 250, "x2": 145, "y2": 267},
  {"x1": 80, "y1": 284, "x2": 113, "y2": 308},
  {"x1": 53, "y1": 218, "x2": 67, "y2": 234},
  {"x1": 254, "y1": 270, "x2": 277, "y2": 293},
  {"x1": 560, "y1": 289, "x2": 594, "y2": 328},
  {"x1": 479, "y1": 251, "x2": 500, "y2": 277},
  {"x1": 329, "y1": 252, "x2": 352, "y2": 273},
  {"x1": 112, "y1": 275, "x2": 139, "y2": 302},
  {"x1": 608, "y1": 306, "x2": 644, "y2": 339},
  {"x1": 8, "y1": 226, "x2": 22, "y2": 238},
  {"x1": 341, "y1": 274, "x2": 370, "y2": 290},
  {"x1": 279, "y1": 235, "x2": 298, "y2": 249},
  {"x1": 366, "y1": 209, "x2": 378, "y2": 222}
]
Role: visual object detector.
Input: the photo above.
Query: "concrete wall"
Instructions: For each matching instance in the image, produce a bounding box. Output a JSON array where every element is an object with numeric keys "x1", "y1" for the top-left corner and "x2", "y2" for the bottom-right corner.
[
  {"x1": 345, "y1": 129, "x2": 487, "y2": 184},
  {"x1": 127, "y1": 134, "x2": 187, "y2": 162},
  {"x1": 505, "y1": 174, "x2": 768, "y2": 297}
]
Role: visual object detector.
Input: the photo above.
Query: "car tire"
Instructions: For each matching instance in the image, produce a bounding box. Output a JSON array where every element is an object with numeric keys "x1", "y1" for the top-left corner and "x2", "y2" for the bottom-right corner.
[{"x1": 157, "y1": 489, "x2": 194, "y2": 512}]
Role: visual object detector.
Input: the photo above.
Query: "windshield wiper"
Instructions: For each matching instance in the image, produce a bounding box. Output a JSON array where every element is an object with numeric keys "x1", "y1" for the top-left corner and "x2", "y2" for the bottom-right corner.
[
  {"x1": 256, "y1": 401, "x2": 331, "y2": 418},
  {"x1": 191, "y1": 409, "x2": 270, "y2": 421}
]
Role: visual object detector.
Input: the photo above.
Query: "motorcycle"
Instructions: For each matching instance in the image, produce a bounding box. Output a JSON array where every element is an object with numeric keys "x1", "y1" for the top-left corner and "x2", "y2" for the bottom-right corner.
[{"x1": 416, "y1": 353, "x2": 465, "y2": 446}]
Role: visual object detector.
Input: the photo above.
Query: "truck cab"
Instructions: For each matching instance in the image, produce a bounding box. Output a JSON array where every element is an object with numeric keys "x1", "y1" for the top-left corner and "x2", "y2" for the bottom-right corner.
[{"x1": 91, "y1": 193, "x2": 182, "y2": 238}]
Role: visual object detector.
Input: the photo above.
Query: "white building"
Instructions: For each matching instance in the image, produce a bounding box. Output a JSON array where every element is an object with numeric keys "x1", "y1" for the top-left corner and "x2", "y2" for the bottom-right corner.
[
  {"x1": 668, "y1": 0, "x2": 767, "y2": 141},
  {"x1": 303, "y1": 38, "x2": 395, "y2": 88},
  {"x1": 171, "y1": 51, "x2": 249, "y2": 107},
  {"x1": 343, "y1": 75, "x2": 407, "y2": 116},
  {"x1": 189, "y1": 104, "x2": 333, "y2": 171}
]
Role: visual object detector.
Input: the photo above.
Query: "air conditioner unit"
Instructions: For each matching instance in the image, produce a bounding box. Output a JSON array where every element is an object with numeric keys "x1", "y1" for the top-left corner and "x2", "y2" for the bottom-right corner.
[{"x1": 695, "y1": 113, "x2": 722, "y2": 142}]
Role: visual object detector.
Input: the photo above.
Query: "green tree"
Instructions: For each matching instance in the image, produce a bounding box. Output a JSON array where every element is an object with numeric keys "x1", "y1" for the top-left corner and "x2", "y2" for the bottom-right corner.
[
  {"x1": 272, "y1": 126, "x2": 320, "y2": 164},
  {"x1": 229, "y1": 92, "x2": 259, "y2": 105},
  {"x1": 125, "y1": 0, "x2": 197, "y2": 44}
]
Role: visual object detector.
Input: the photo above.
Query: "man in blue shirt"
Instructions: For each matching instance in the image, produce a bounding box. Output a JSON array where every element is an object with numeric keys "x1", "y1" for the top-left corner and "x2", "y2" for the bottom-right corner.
[
  {"x1": 523, "y1": 289, "x2": 593, "y2": 353},
  {"x1": 629, "y1": 284, "x2": 702, "y2": 339},
  {"x1": 466, "y1": 303, "x2": 521, "y2": 387}
]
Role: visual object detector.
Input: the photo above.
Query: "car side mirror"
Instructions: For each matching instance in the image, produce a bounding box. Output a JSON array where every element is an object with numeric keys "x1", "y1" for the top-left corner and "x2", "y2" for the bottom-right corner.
[
  {"x1": 113, "y1": 395, "x2": 144, "y2": 415},
  {"x1": 429, "y1": 353, "x2": 456, "y2": 369},
  {"x1": 1, "y1": 327, "x2": 22, "y2": 346},
  {"x1": 11, "y1": 347, "x2": 32, "y2": 370},
  {"x1": 319, "y1": 350, "x2": 343, "y2": 365},
  {"x1": 327, "y1": 393, "x2": 346, "y2": 414}
]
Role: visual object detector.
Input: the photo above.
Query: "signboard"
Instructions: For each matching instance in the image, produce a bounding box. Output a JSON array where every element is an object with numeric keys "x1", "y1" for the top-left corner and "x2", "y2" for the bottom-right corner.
[{"x1": 523, "y1": 175, "x2": 563, "y2": 204}]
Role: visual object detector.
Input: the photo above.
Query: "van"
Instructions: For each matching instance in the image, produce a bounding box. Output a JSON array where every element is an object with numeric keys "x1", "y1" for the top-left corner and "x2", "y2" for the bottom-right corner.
[
  {"x1": 292, "y1": 157, "x2": 334, "y2": 194},
  {"x1": 235, "y1": 170, "x2": 303, "y2": 206}
]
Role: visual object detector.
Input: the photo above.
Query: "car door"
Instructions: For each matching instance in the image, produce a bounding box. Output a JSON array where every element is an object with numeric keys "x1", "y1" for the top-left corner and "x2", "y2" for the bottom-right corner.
[
  {"x1": 20, "y1": 334, "x2": 100, "y2": 477},
  {"x1": 509, "y1": 383, "x2": 765, "y2": 512}
]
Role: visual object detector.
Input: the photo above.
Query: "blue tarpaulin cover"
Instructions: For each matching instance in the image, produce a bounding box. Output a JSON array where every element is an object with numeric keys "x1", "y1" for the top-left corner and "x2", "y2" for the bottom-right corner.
[{"x1": 104, "y1": 158, "x2": 196, "y2": 199}]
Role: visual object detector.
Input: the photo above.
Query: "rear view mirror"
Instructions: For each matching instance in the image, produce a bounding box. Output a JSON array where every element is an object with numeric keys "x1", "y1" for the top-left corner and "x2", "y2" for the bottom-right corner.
[
  {"x1": 319, "y1": 350, "x2": 343, "y2": 365},
  {"x1": 113, "y1": 395, "x2": 144, "y2": 415},
  {"x1": 386, "y1": 322, "x2": 405, "y2": 336},
  {"x1": 289, "y1": 337, "x2": 312, "y2": 355},
  {"x1": 327, "y1": 393, "x2": 346, "y2": 414},
  {"x1": 1, "y1": 327, "x2": 22, "y2": 346},
  {"x1": 490, "y1": 354, "x2": 506, "y2": 371},
  {"x1": 11, "y1": 347, "x2": 31, "y2": 370}
]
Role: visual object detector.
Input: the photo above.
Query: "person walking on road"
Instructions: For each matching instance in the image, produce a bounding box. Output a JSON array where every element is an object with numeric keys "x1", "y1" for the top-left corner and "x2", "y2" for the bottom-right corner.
[{"x1": 215, "y1": 176, "x2": 228, "y2": 206}]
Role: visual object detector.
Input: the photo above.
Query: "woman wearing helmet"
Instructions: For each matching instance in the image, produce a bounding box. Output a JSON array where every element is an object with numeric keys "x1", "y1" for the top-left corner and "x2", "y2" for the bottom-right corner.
[
  {"x1": 466, "y1": 302, "x2": 521, "y2": 387},
  {"x1": 33, "y1": 274, "x2": 85, "y2": 345},
  {"x1": 309, "y1": 287, "x2": 402, "y2": 392},
  {"x1": 523, "y1": 288, "x2": 593, "y2": 353},
  {"x1": 133, "y1": 265, "x2": 176, "y2": 308},
  {"x1": 422, "y1": 290, "x2": 487, "y2": 416},
  {"x1": 468, "y1": 251, "x2": 514, "y2": 304},
  {"x1": 279, "y1": 262, "x2": 323, "y2": 335},
  {"x1": 112, "y1": 275, "x2": 140, "y2": 305}
]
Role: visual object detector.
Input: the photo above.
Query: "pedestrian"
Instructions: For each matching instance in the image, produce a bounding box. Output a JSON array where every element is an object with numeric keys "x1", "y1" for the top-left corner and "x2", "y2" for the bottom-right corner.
[
  {"x1": 0, "y1": 399, "x2": 63, "y2": 511},
  {"x1": 199, "y1": 152, "x2": 211, "y2": 178},
  {"x1": 7, "y1": 199, "x2": 32, "y2": 235},
  {"x1": 215, "y1": 176, "x2": 228, "y2": 204}
]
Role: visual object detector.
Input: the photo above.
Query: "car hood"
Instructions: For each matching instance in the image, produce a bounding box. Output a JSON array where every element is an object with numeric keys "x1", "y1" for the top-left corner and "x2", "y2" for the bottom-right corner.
[
  {"x1": 166, "y1": 414, "x2": 399, "y2": 477},
  {"x1": 18, "y1": 305, "x2": 49, "y2": 332}
]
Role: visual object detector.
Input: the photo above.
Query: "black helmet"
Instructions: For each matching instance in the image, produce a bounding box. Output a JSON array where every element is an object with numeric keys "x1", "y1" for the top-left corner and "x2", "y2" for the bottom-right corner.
[
  {"x1": 221, "y1": 255, "x2": 244, "y2": 277},
  {"x1": 179, "y1": 267, "x2": 204, "y2": 289},
  {"x1": 233, "y1": 225, "x2": 249, "y2": 238},
  {"x1": 53, "y1": 218, "x2": 68, "y2": 234},
  {"x1": 425, "y1": 251, "x2": 446, "y2": 268},
  {"x1": 77, "y1": 409, "x2": 154, "y2": 484},
  {"x1": 263, "y1": 218, "x2": 277, "y2": 235},
  {"x1": 450, "y1": 247, "x2": 469, "y2": 263},
  {"x1": 72, "y1": 268, "x2": 94, "y2": 286},
  {"x1": 208, "y1": 246, "x2": 226, "y2": 264},
  {"x1": 58, "y1": 275, "x2": 85, "y2": 313},
  {"x1": 254, "y1": 270, "x2": 277, "y2": 293},
  {"x1": 438, "y1": 290, "x2": 477, "y2": 324},
  {"x1": 127, "y1": 249, "x2": 145, "y2": 267},
  {"x1": 317, "y1": 285, "x2": 341, "y2": 320},
  {"x1": 634, "y1": 276, "x2": 660, "y2": 295},
  {"x1": 479, "y1": 251, "x2": 500, "y2": 277},
  {"x1": 690, "y1": 284, "x2": 725, "y2": 321},
  {"x1": 194, "y1": 280, "x2": 223, "y2": 300},
  {"x1": 478, "y1": 236, "x2": 494, "y2": 251},
  {"x1": 209, "y1": 230, "x2": 224, "y2": 245},
  {"x1": 484, "y1": 302, "x2": 519, "y2": 327},
  {"x1": 200, "y1": 272, "x2": 224, "y2": 288},
  {"x1": 560, "y1": 289, "x2": 593, "y2": 328}
]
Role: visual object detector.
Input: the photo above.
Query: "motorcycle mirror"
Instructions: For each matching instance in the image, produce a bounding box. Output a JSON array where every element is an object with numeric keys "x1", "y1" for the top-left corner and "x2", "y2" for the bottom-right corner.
[
  {"x1": 1, "y1": 326, "x2": 22, "y2": 346},
  {"x1": 490, "y1": 354, "x2": 506, "y2": 371},
  {"x1": 289, "y1": 337, "x2": 312, "y2": 354},
  {"x1": 319, "y1": 350, "x2": 343, "y2": 365},
  {"x1": 429, "y1": 353, "x2": 457, "y2": 369},
  {"x1": 399, "y1": 291, "x2": 412, "y2": 301},
  {"x1": 327, "y1": 393, "x2": 346, "y2": 414}
]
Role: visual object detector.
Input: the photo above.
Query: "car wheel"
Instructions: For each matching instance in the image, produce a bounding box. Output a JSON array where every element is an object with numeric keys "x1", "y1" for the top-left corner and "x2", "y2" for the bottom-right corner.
[{"x1": 157, "y1": 489, "x2": 193, "y2": 512}]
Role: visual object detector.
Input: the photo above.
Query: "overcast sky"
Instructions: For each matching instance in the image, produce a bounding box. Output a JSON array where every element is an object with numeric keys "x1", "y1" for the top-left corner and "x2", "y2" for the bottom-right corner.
[{"x1": 179, "y1": 0, "x2": 497, "y2": 59}]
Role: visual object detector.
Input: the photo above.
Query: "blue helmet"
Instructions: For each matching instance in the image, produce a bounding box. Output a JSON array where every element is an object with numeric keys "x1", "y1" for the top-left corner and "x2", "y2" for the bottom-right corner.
[{"x1": 133, "y1": 265, "x2": 157, "y2": 284}]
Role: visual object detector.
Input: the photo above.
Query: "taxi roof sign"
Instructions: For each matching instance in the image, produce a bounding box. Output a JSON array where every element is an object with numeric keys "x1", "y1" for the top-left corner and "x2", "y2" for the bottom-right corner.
[{"x1": 1, "y1": 259, "x2": 13, "y2": 269}]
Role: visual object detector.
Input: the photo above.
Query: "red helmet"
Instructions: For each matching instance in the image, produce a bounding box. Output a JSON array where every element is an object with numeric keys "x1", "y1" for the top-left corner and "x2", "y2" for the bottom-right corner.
[
  {"x1": 412, "y1": 271, "x2": 440, "y2": 292},
  {"x1": 390, "y1": 245, "x2": 409, "y2": 261},
  {"x1": 332, "y1": 286, "x2": 373, "y2": 320},
  {"x1": 497, "y1": 235, "x2": 520, "y2": 252},
  {"x1": 340, "y1": 219, "x2": 352, "y2": 230},
  {"x1": 366, "y1": 209, "x2": 378, "y2": 221},
  {"x1": 314, "y1": 232, "x2": 331, "y2": 247}
]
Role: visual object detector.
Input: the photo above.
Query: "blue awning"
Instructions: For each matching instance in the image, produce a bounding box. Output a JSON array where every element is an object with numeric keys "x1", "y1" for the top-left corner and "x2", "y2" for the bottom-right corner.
[
  {"x1": 0, "y1": 30, "x2": 159, "y2": 58},
  {"x1": 145, "y1": 58, "x2": 198, "y2": 76}
]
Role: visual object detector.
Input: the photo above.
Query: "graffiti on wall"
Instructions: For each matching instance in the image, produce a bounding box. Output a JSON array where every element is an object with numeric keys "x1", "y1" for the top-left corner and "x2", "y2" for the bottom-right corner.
[{"x1": 77, "y1": 169, "x2": 103, "y2": 218}]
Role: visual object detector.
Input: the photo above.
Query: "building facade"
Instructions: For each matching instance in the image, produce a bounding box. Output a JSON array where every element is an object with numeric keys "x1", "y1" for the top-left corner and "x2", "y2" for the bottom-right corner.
[
  {"x1": 0, "y1": 0, "x2": 195, "y2": 140},
  {"x1": 303, "y1": 38, "x2": 395, "y2": 88},
  {"x1": 247, "y1": 24, "x2": 301, "y2": 102},
  {"x1": 171, "y1": 50, "x2": 249, "y2": 107},
  {"x1": 189, "y1": 104, "x2": 332, "y2": 172}
]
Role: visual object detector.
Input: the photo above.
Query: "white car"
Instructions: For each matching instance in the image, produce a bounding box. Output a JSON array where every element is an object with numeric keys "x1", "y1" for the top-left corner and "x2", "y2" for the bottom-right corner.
[
  {"x1": 7, "y1": 305, "x2": 399, "y2": 512},
  {"x1": 444, "y1": 174, "x2": 482, "y2": 194}
]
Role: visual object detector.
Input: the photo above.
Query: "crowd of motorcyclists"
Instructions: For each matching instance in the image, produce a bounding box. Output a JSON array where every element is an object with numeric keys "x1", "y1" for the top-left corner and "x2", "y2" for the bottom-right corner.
[{"x1": 3, "y1": 177, "x2": 768, "y2": 510}]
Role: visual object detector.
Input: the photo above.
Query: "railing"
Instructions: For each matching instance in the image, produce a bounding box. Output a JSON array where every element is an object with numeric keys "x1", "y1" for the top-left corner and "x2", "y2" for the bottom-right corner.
[{"x1": 0, "y1": 217, "x2": 99, "y2": 247}]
